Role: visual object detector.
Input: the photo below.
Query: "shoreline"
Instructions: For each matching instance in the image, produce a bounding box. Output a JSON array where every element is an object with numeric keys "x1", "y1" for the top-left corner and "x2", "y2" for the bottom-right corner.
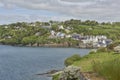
[{"x1": 0, "y1": 43, "x2": 98, "y2": 49}]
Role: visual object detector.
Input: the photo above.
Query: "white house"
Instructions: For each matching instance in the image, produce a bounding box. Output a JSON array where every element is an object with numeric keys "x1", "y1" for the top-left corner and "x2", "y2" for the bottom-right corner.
[
  {"x1": 56, "y1": 32, "x2": 65, "y2": 38},
  {"x1": 4, "y1": 26, "x2": 8, "y2": 29},
  {"x1": 4, "y1": 36, "x2": 12, "y2": 39},
  {"x1": 82, "y1": 36, "x2": 98, "y2": 44},
  {"x1": 35, "y1": 32, "x2": 41, "y2": 36},
  {"x1": 50, "y1": 30, "x2": 56, "y2": 36},
  {"x1": 58, "y1": 25, "x2": 64, "y2": 30},
  {"x1": 66, "y1": 35, "x2": 71, "y2": 38}
]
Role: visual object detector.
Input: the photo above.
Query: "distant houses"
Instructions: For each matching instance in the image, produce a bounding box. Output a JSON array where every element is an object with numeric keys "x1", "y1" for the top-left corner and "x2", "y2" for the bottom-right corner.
[
  {"x1": 48, "y1": 25, "x2": 112, "y2": 48},
  {"x1": 49, "y1": 29, "x2": 112, "y2": 48},
  {"x1": 2, "y1": 23, "x2": 112, "y2": 48},
  {"x1": 80, "y1": 35, "x2": 112, "y2": 48},
  {"x1": 4, "y1": 36, "x2": 12, "y2": 39}
]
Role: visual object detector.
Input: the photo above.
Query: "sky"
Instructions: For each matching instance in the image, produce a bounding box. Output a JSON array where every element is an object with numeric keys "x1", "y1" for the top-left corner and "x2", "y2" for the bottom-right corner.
[{"x1": 0, "y1": 0, "x2": 120, "y2": 24}]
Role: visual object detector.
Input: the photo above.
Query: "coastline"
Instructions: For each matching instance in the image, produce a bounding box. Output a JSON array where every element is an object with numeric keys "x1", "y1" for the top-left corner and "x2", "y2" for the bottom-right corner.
[{"x1": 0, "y1": 43, "x2": 98, "y2": 49}]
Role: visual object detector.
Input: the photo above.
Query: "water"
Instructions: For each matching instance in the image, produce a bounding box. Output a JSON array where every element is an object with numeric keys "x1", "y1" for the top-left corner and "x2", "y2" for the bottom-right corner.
[{"x1": 0, "y1": 45, "x2": 90, "y2": 80}]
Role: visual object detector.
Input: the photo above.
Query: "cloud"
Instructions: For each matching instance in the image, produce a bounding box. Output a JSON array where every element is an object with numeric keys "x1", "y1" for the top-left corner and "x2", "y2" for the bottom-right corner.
[
  {"x1": 0, "y1": 2, "x2": 4, "y2": 7},
  {"x1": 0, "y1": 0, "x2": 120, "y2": 23},
  {"x1": 0, "y1": 14, "x2": 75, "y2": 24}
]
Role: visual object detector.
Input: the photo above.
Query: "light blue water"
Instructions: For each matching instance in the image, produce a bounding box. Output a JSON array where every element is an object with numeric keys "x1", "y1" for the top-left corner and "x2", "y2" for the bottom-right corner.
[{"x1": 0, "y1": 45, "x2": 90, "y2": 80}]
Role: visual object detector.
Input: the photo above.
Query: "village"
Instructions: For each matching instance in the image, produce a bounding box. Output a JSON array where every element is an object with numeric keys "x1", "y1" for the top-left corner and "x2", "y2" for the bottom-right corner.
[
  {"x1": 2, "y1": 22, "x2": 113, "y2": 48},
  {"x1": 48, "y1": 25, "x2": 112, "y2": 48}
]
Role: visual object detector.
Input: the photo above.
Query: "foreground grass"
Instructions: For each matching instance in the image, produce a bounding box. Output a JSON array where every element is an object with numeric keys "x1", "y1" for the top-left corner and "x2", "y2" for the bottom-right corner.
[
  {"x1": 72, "y1": 52, "x2": 120, "y2": 72},
  {"x1": 93, "y1": 58, "x2": 120, "y2": 80},
  {"x1": 69, "y1": 52, "x2": 120, "y2": 80}
]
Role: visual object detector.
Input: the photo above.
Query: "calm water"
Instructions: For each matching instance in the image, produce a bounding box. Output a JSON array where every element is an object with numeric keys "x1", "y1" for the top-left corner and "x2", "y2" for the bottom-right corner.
[{"x1": 0, "y1": 45, "x2": 90, "y2": 80}]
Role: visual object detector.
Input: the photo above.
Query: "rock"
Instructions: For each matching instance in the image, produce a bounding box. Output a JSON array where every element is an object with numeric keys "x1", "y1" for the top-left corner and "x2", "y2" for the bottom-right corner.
[
  {"x1": 36, "y1": 70, "x2": 61, "y2": 77},
  {"x1": 58, "y1": 66, "x2": 81, "y2": 80},
  {"x1": 114, "y1": 45, "x2": 120, "y2": 53}
]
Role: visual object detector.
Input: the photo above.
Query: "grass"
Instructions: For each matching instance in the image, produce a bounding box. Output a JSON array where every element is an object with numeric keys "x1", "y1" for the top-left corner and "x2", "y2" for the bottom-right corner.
[
  {"x1": 93, "y1": 58, "x2": 120, "y2": 80},
  {"x1": 64, "y1": 54, "x2": 81, "y2": 66},
  {"x1": 52, "y1": 74, "x2": 60, "y2": 80},
  {"x1": 72, "y1": 52, "x2": 120, "y2": 72},
  {"x1": 62, "y1": 45, "x2": 120, "y2": 80},
  {"x1": 69, "y1": 52, "x2": 120, "y2": 80}
]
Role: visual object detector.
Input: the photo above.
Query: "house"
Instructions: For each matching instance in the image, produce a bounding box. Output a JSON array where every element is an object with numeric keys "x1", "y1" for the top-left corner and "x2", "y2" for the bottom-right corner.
[
  {"x1": 41, "y1": 26, "x2": 51, "y2": 30},
  {"x1": 65, "y1": 35, "x2": 71, "y2": 38},
  {"x1": 15, "y1": 26, "x2": 20, "y2": 29},
  {"x1": 96, "y1": 37, "x2": 112, "y2": 48},
  {"x1": 81, "y1": 35, "x2": 97, "y2": 43},
  {"x1": 93, "y1": 36, "x2": 98, "y2": 43},
  {"x1": 4, "y1": 26, "x2": 8, "y2": 29},
  {"x1": 4, "y1": 36, "x2": 12, "y2": 39},
  {"x1": 35, "y1": 32, "x2": 41, "y2": 36},
  {"x1": 96, "y1": 35, "x2": 107, "y2": 40},
  {"x1": 72, "y1": 33, "x2": 80, "y2": 40},
  {"x1": 58, "y1": 25, "x2": 64, "y2": 30},
  {"x1": 30, "y1": 23, "x2": 36, "y2": 26},
  {"x1": 80, "y1": 35, "x2": 112, "y2": 48},
  {"x1": 97, "y1": 42, "x2": 107, "y2": 47},
  {"x1": 65, "y1": 29, "x2": 70, "y2": 33},
  {"x1": 105, "y1": 39, "x2": 112, "y2": 45},
  {"x1": 50, "y1": 30, "x2": 56, "y2": 36},
  {"x1": 66, "y1": 27, "x2": 73, "y2": 30},
  {"x1": 56, "y1": 32, "x2": 65, "y2": 38}
]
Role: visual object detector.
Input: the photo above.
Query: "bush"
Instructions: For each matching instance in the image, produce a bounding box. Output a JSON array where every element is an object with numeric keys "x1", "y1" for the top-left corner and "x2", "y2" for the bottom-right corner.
[
  {"x1": 52, "y1": 74, "x2": 60, "y2": 80},
  {"x1": 64, "y1": 54, "x2": 81, "y2": 66},
  {"x1": 93, "y1": 59, "x2": 120, "y2": 80},
  {"x1": 97, "y1": 47, "x2": 108, "y2": 52},
  {"x1": 107, "y1": 40, "x2": 120, "y2": 50},
  {"x1": 89, "y1": 51, "x2": 96, "y2": 54}
]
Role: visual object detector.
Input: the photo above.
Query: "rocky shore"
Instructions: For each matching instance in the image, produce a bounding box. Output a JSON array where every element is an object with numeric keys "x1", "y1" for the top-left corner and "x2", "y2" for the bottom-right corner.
[
  {"x1": 0, "y1": 42, "x2": 98, "y2": 49},
  {"x1": 37, "y1": 66, "x2": 105, "y2": 80},
  {"x1": 37, "y1": 66, "x2": 90, "y2": 80},
  {"x1": 36, "y1": 70, "x2": 61, "y2": 77}
]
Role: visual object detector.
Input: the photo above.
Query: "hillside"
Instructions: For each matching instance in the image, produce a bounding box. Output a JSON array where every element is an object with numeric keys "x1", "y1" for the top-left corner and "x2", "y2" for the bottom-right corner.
[{"x1": 0, "y1": 19, "x2": 119, "y2": 47}]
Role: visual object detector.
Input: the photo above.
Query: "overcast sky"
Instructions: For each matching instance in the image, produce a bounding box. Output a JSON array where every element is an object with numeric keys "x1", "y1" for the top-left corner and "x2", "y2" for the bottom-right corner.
[{"x1": 0, "y1": 0, "x2": 120, "y2": 24}]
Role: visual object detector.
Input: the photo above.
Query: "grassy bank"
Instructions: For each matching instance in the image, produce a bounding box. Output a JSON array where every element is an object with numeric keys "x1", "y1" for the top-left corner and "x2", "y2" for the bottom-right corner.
[
  {"x1": 65, "y1": 51, "x2": 120, "y2": 80},
  {"x1": 93, "y1": 58, "x2": 120, "y2": 80}
]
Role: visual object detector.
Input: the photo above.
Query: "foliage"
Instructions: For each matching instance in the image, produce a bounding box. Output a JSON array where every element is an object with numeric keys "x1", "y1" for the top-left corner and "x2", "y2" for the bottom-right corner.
[
  {"x1": 93, "y1": 59, "x2": 120, "y2": 80},
  {"x1": 89, "y1": 51, "x2": 96, "y2": 54},
  {"x1": 64, "y1": 52, "x2": 120, "y2": 80},
  {"x1": 107, "y1": 40, "x2": 120, "y2": 50},
  {"x1": 71, "y1": 52, "x2": 120, "y2": 72},
  {"x1": 21, "y1": 36, "x2": 37, "y2": 45},
  {"x1": 52, "y1": 74, "x2": 60, "y2": 80},
  {"x1": 64, "y1": 54, "x2": 81, "y2": 66},
  {"x1": 97, "y1": 47, "x2": 108, "y2": 53},
  {"x1": 0, "y1": 19, "x2": 120, "y2": 45}
]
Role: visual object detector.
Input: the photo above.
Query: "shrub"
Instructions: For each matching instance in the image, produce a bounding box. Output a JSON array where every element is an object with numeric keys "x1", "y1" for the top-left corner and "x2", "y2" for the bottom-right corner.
[
  {"x1": 64, "y1": 54, "x2": 81, "y2": 66},
  {"x1": 107, "y1": 40, "x2": 120, "y2": 50},
  {"x1": 89, "y1": 51, "x2": 96, "y2": 54},
  {"x1": 52, "y1": 74, "x2": 60, "y2": 80},
  {"x1": 97, "y1": 47, "x2": 108, "y2": 52}
]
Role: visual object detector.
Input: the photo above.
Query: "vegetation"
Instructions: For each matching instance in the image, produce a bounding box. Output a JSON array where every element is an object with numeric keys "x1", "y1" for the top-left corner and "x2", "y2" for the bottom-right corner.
[
  {"x1": 107, "y1": 40, "x2": 120, "y2": 50},
  {"x1": 64, "y1": 48, "x2": 120, "y2": 80},
  {"x1": 52, "y1": 74, "x2": 60, "y2": 80},
  {"x1": 93, "y1": 58, "x2": 120, "y2": 80},
  {"x1": 64, "y1": 54, "x2": 81, "y2": 66},
  {"x1": 0, "y1": 19, "x2": 120, "y2": 46},
  {"x1": 97, "y1": 47, "x2": 108, "y2": 53}
]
